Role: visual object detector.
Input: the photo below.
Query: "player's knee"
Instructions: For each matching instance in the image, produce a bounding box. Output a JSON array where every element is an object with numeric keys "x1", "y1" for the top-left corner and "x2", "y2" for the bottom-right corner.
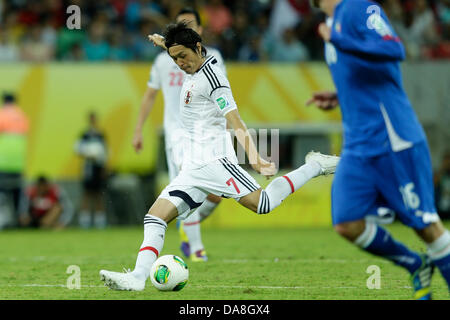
[
  {"x1": 243, "y1": 198, "x2": 259, "y2": 213},
  {"x1": 334, "y1": 221, "x2": 365, "y2": 242},
  {"x1": 147, "y1": 198, "x2": 179, "y2": 223},
  {"x1": 238, "y1": 189, "x2": 261, "y2": 213},
  {"x1": 415, "y1": 220, "x2": 446, "y2": 244}
]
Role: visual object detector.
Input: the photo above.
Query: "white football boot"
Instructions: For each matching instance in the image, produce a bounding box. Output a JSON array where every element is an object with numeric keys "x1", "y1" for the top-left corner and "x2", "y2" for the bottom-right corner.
[
  {"x1": 305, "y1": 151, "x2": 340, "y2": 176},
  {"x1": 99, "y1": 269, "x2": 145, "y2": 291}
]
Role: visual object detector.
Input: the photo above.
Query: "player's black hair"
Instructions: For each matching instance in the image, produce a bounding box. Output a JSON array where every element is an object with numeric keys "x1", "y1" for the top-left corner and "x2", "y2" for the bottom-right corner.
[
  {"x1": 176, "y1": 7, "x2": 201, "y2": 26},
  {"x1": 2, "y1": 92, "x2": 15, "y2": 104},
  {"x1": 36, "y1": 175, "x2": 48, "y2": 185},
  {"x1": 309, "y1": 0, "x2": 320, "y2": 7},
  {"x1": 164, "y1": 21, "x2": 207, "y2": 57}
]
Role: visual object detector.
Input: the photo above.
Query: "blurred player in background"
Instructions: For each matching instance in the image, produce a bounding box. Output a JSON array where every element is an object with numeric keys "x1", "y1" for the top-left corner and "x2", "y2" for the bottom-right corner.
[
  {"x1": 19, "y1": 175, "x2": 73, "y2": 229},
  {"x1": 75, "y1": 111, "x2": 108, "y2": 229},
  {"x1": 132, "y1": 7, "x2": 226, "y2": 262},
  {"x1": 0, "y1": 92, "x2": 29, "y2": 227},
  {"x1": 308, "y1": 0, "x2": 450, "y2": 299},
  {"x1": 100, "y1": 21, "x2": 339, "y2": 291}
]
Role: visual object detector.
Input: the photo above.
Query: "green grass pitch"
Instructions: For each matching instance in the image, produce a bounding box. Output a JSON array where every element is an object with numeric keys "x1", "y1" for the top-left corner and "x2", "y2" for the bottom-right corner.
[{"x1": 1, "y1": 222, "x2": 449, "y2": 300}]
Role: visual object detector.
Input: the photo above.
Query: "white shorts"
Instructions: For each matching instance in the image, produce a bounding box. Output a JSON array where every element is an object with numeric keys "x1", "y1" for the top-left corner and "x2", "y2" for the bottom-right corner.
[
  {"x1": 159, "y1": 157, "x2": 261, "y2": 219},
  {"x1": 165, "y1": 143, "x2": 183, "y2": 181}
]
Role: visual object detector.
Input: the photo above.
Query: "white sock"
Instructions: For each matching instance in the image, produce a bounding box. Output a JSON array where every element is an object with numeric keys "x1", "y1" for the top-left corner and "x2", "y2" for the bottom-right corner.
[
  {"x1": 427, "y1": 230, "x2": 450, "y2": 261},
  {"x1": 258, "y1": 162, "x2": 320, "y2": 214},
  {"x1": 197, "y1": 199, "x2": 219, "y2": 222},
  {"x1": 183, "y1": 211, "x2": 204, "y2": 254},
  {"x1": 354, "y1": 221, "x2": 377, "y2": 248},
  {"x1": 131, "y1": 214, "x2": 167, "y2": 281},
  {"x1": 94, "y1": 211, "x2": 107, "y2": 229},
  {"x1": 78, "y1": 210, "x2": 91, "y2": 228}
]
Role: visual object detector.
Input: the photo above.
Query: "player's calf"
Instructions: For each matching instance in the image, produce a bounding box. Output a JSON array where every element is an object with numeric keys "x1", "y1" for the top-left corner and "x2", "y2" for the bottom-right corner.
[
  {"x1": 424, "y1": 226, "x2": 450, "y2": 292},
  {"x1": 240, "y1": 159, "x2": 327, "y2": 214}
]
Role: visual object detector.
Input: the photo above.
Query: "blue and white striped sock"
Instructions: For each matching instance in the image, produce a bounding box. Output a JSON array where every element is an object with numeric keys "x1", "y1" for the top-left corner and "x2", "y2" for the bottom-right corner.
[
  {"x1": 427, "y1": 230, "x2": 450, "y2": 291},
  {"x1": 257, "y1": 162, "x2": 320, "y2": 214},
  {"x1": 354, "y1": 222, "x2": 422, "y2": 274}
]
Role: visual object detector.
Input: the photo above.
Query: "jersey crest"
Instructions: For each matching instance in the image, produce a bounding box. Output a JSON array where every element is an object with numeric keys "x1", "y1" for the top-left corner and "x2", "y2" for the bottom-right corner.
[{"x1": 184, "y1": 90, "x2": 192, "y2": 104}]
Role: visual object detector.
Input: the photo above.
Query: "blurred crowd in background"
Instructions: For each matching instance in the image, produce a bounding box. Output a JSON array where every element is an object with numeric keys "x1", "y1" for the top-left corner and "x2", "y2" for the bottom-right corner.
[{"x1": 0, "y1": 0, "x2": 449, "y2": 63}]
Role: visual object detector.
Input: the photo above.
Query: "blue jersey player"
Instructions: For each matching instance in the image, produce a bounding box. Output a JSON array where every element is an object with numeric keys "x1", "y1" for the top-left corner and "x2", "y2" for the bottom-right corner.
[{"x1": 308, "y1": 0, "x2": 450, "y2": 299}]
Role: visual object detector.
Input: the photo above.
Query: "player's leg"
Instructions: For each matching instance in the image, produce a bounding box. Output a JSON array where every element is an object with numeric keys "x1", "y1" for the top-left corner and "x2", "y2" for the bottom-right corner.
[
  {"x1": 384, "y1": 142, "x2": 450, "y2": 293},
  {"x1": 165, "y1": 145, "x2": 190, "y2": 255},
  {"x1": 167, "y1": 143, "x2": 220, "y2": 261},
  {"x1": 93, "y1": 189, "x2": 107, "y2": 229},
  {"x1": 333, "y1": 149, "x2": 434, "y2": 299},
  {"x1": 415, "y1": 220, "x2": 450, "y2": 292},
  {"x1": 238, "y1": 152, "x2": 339, "y2": 213},
  {"x1": 130, "y1": 198, "x2": 178, "y2": 281},
  {"x1": 39, "y1": 205, "x2": 63, "y2": 228},
  {"x1": 100, "y1": 169, "x2": 208, "y2": 291},
  {"x1": 181, "y1": 194, "x2": 221, "y2": 261},
  {"x1": 100, "y1": 197, "x2": 178, "y2": 291},
  {"x1": 334, "y1": 218, "x2": 424, "y2": 274},
  {"x1": 198, "y1": 194, "x2": 221, "y2": 222},
  {"x1": 78, "y1": 188, "x2": 92, "y2": 228}
]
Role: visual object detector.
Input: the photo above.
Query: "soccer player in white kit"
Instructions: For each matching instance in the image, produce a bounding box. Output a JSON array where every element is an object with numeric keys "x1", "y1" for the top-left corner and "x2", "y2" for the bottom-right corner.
[
  {"x1": 132, "y1": 8, "x2": 226, "y2": 262},
  {"x1": 100, "y1": 22, "x2": 340, "y2": 291}
]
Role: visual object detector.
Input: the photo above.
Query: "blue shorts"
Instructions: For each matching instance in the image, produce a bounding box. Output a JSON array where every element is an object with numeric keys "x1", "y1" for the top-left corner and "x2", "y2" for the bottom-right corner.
[{"x1": 331, "y1": 141, "x2": 439, "y2": 229}]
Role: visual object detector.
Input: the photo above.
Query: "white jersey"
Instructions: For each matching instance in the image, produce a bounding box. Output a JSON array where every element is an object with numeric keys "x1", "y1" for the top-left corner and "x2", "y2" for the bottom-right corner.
[
  {"x1": 147, "y1": 47, "x2": 226, "y2": 148},
  {"x1": 179, "y1": 55, "x2": 238, "y2": 170}
]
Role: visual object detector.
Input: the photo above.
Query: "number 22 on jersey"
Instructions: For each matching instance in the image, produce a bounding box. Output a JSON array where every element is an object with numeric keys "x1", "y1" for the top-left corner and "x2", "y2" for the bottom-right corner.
[{"x1": 169, "y1": 72, "x2": 184, "y2": 86}]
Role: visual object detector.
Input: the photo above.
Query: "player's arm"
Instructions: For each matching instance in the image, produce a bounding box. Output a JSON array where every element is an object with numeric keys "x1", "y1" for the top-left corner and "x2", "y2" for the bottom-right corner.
[
  {"x1": 133, "y1": 86, "x2": 159, "y2": 153},
  {"x1": 225, "y1": 109, "x2": 276, "y2": 178},
  {"x1": 74, "y1": 135, "x2": 88, "y2": 157},
  {"x1": 324, "y1": 2, "x2": 405, "y2": 61},
  {"x1": 306, "y1": 91, "x2": 339, "y2": 111}
]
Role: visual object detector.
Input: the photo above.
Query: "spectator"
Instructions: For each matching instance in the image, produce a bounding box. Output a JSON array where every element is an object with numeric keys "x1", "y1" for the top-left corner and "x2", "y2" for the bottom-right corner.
[
  {"x1": 256, "y1": 11, "x2": 277, "y2": 61},
  {"x1": 130, "y1": 19, "x2": 161, "y2": 60},
  {"x1": 83, "y1": 20, "x2": 110, "y2": 61},
  {"x1": 41, "y1": 15, "x2": 58, "y2": 50},
  {"x1": 394, "y1": 0, "x2": 440, "y2": 60},
  {"x1": 55, "y1": 26, "x2": 86, "y2": 60},
  {"x1": 20, "y1": 24, "x2": 54, "y2": 62},
  {"x1": 108, "y1": 26, "x2": 132, "y2": 61},
  {"x1": 204, "y1": 0, "x2": 233, "y2": 35},
  {"x1": 220, "y1": 10, "x2": 250, "y2": 60},
  {"x1": 65, "y1": 42, "x2": 85, "y2": 61},
  {"x1": 238, "y1": 33, "x2": 263, "y2": 62},
  {"x1": 0, "y1": 29, "x2": 19, "y2": 62},
  {"x1": 19, "y1": 176, "x2": 74, "y2": 229},
  {"x1": 0, "y1": 0, "x2": 449, "y2": 62},
  {"x1": 0, "y1": 93, "x2": 29, "y2": 227},
  {"x1": 435, "y1": 151, "x2": 450, "y2": 220},
  {"x1": 268, "y1": 0, "x2": 301, "y2": 38},
  {"x1": 382, "y1": 0, "x2": 405, "y2": 35},
  {"x1": 270, "y1": 27, "x2": 310, "y2": 62},
  {"x1": 125, "y1": 0, "x2": 164, "y2": 30},
  {"x1": 436, "y1": 0, "x2": 450, "y2": 40},
  {"x1": 74, "y1": 111, "x2": 108, "y2": 229}
]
